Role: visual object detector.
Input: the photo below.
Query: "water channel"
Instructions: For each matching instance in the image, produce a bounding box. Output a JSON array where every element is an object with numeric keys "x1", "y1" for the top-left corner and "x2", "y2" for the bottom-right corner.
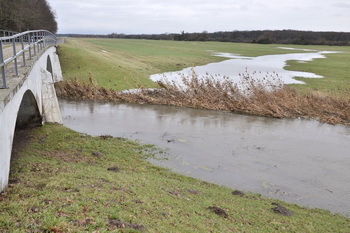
[{"x1": 59, "y1": 99, "x2": 350, "y2": 217}]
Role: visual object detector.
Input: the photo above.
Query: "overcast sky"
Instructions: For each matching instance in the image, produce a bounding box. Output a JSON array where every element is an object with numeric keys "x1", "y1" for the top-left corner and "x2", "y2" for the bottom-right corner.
[{"x1": 47, "y1": 0, "x2": 350, "y2": 34}]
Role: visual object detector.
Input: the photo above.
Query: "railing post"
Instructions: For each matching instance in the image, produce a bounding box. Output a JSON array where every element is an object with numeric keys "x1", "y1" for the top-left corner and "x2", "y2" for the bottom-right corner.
[
  {"x1": 33, "y1": 33, "x2": 37, "y2": 56},
  {"x1": 39, "y1": 32, "x2": 42, "y2": 50},
  {"x1": 28, "y1": 33, "x2": 32, "y2": 59},
  {"x1": 0, "y1": 40, "x2": 7, "y2": 88},
  {"x1": 37, "y1": 32, "x2": 40, "y2": 52},
  {"x1": 21, "y1": 35, "x2": 26, "y2": 67},
  {"x1": 43, "y1": 31, "x2": 46, "y2": 48},
  {"x1": 12, "y1": 38, "x2": 19, "y2": 77}
]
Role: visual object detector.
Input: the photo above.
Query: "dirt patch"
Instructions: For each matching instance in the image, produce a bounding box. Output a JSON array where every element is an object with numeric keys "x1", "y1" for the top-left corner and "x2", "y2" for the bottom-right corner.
[
  {"x1": 168, "y1": 190, "x2": 182, "y2": 197},
  {"x1": 107, "y1": 166, "x2": 120, "y2": 172},
  {"x1": 187, "y1": 189, "x2": 201, "y2": 195},
  {"x1": 92, "y1": 151, "x2": 103, "y2": 157},
  {"x1": 232, "y1": 190, "x2": 245, "y2": 197},
  {"x1": 271, "y1": 202, "x2": 293, "y2": 216},
  {"x1": 108, "y1": 219, "x2": 145, "y2": 231},
  {"x1": 207, "y1": 206, "x2": 229, "y2": 218},
  {"x1": 99, "y1": 135, "x2": 113, "y2": 140},
  {"x1": 8, "y1": 179, "x2": 20, "y2": 184}
]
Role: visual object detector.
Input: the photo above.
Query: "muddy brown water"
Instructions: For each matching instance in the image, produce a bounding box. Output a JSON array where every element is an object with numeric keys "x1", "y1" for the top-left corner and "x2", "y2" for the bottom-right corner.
[{"x1": 59, "y1": 99, "x2": 350, "y2": 217}]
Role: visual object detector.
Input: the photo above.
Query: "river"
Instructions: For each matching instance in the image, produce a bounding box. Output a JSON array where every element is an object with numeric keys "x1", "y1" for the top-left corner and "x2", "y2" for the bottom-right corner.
[{"x1": 59, "y1": 99, "x2": 350, "y2": 217}]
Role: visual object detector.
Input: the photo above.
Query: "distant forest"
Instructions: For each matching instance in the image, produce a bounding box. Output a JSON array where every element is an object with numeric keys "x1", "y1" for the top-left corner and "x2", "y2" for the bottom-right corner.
[
  {"x1": 62, "y1": 30, "x2": 350, "y2": 46},
  {"x1": 0, "y1": 0, "x2": 57, "y2": 33}
]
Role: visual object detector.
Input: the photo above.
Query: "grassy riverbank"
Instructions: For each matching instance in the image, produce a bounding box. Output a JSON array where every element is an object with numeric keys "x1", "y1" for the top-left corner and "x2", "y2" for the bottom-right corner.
[
  {"x1": 1, "y1": 124, "x2": 349, "y2": 232},
  {"x1": 58, "y1": 38, "x2": 350, "y2": 95}
]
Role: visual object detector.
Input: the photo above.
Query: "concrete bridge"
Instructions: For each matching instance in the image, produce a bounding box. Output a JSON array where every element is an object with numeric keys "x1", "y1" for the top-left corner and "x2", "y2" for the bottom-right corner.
[{"x1": 0, "y1": 30, "x2": 63, "y2": 191}]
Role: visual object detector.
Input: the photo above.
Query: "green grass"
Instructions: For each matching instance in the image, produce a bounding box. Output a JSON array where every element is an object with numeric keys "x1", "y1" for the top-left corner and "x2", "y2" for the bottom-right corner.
[
  {"x1": 1, "y1": 124, "x2": 349, "y2": 232},
  {"x1": 58, "y1": 38, "x2": 350, "y2": 95},
  {"x1": 282, "y1": 45, "x2": 350, "y2": 95}
]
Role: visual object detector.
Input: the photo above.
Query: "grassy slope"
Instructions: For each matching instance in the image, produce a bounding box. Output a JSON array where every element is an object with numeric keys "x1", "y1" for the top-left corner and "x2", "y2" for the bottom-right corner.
[
  {"x1": 1, "y1": 124, "x2": 349, "y2": 232},
  {"x1": 58, "y1": 38, "x2": 350, "y2": 94}
]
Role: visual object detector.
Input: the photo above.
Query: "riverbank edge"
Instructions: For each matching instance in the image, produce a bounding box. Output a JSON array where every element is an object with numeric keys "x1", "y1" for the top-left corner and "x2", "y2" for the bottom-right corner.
[{"x1": 55, "y1": 78, "x2": 350, "y2": 127}]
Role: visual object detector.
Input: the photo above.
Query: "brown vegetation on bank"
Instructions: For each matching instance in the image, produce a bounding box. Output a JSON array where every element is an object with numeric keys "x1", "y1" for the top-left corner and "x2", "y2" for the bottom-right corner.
[{"x1": 55, "y1": 76, "x2": 350, "y2": 126}]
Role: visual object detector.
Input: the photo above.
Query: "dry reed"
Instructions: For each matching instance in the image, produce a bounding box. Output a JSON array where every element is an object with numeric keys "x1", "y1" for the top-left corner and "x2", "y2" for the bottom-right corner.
[{"x1": 55, "y1": 75, "x2": 350, "y2": 126}]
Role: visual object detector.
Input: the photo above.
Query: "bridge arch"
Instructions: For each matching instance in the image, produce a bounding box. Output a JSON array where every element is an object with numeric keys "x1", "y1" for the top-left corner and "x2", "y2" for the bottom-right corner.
[{"x1": 16, "y1": 90, "x2": 42, "y2": 129}]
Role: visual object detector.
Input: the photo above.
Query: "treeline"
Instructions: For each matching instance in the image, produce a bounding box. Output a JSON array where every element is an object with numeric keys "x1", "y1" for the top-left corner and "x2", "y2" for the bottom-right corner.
[
  {"x1": 61, "y1": 30, "x2": 350, "y2": 46},
  {"x1": 173, "y1": 30, "x2": 350, "y2": 45},
  {"x1": 0, "y1": 0, "x2": 57, "y2": 33}
]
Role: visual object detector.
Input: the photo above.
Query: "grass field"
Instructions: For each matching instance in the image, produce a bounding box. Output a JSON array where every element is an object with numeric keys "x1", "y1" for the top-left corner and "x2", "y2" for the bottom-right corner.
[
  {"x1": 286, "y1": 48, "x2": 350, "y2": 95},
  {"x1": 58, "y1": 38, "x2": 350, "y2": 95},
  {"x1": 1, "y1": 124, "x2": 349, "y2": 232}
]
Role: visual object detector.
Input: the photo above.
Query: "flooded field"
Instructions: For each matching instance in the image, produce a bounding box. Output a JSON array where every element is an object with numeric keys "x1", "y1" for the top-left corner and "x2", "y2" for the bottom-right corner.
[
  {"x1": 59, "y1": 99, "x2": 350, "y2": 216},
  {"x1": 150, "y1": 48, "x2": 337, "y2": 87}
]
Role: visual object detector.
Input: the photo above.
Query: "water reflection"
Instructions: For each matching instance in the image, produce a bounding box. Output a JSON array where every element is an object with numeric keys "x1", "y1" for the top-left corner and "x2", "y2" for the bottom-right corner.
[{"x1": 59, "y1": 99, "x2": 350, "y2": 217}]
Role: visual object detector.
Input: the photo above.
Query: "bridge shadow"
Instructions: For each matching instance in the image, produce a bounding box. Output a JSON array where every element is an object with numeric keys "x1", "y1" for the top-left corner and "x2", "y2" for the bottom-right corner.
[{"x1": 47, "y1": 55, "x2": 53, "y2": 75}]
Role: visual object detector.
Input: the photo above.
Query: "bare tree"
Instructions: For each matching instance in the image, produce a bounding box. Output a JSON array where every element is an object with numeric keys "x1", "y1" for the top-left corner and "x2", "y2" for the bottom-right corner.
[{"x1": 0, "y1": 0, "x2": 57, "y2": 33}]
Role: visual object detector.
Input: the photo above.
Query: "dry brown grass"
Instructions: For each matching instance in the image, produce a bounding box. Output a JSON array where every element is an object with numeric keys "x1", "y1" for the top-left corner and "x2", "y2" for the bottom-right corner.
[{"x1": 55, "y1": 75, "x2": 350, "y2": 126}]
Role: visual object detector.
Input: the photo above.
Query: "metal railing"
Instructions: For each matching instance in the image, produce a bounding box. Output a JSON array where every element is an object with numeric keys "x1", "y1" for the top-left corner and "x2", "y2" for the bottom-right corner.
[{"x1": 0, "y1": 30, "x2": 57, "y2": 89}]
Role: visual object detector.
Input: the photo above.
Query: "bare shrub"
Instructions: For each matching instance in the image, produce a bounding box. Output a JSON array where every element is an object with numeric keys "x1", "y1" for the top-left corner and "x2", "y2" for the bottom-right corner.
[{"x1": 55, "y1": 74, "x2": 350, "y2": 126}]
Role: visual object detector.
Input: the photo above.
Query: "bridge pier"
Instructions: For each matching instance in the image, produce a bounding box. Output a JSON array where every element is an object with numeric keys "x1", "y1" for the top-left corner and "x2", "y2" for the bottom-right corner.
[{"x1": 0, "y1": 46, "x2": 63, "y2": 191}]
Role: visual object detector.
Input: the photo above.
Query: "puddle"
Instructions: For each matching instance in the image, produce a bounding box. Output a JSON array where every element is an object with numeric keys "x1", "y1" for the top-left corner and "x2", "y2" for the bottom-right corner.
[
  {"x1": 150, "y1": 49, "x2": 338, "y2": 86},
  {"x1": 59, "y1": 99, "x2": 350, "y2": 217}
]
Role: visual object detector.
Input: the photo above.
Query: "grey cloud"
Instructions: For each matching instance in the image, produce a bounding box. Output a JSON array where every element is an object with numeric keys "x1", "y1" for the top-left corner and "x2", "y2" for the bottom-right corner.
[
  {"x1": 333, "y1": 2, "x2": 350, "y2": 8},
  {"x1": 48, "y1": 0, "x2": 350, "y2": 34}
]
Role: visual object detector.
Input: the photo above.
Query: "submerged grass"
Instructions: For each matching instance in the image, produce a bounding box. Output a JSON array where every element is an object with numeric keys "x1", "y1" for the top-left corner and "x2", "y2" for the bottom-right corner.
[
  {"x1": 56, "y1": 73, "x2": 350, "y2": 126},
  {"x1": 1, "y1": 124, "x2": 349, "y2": 232}
]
